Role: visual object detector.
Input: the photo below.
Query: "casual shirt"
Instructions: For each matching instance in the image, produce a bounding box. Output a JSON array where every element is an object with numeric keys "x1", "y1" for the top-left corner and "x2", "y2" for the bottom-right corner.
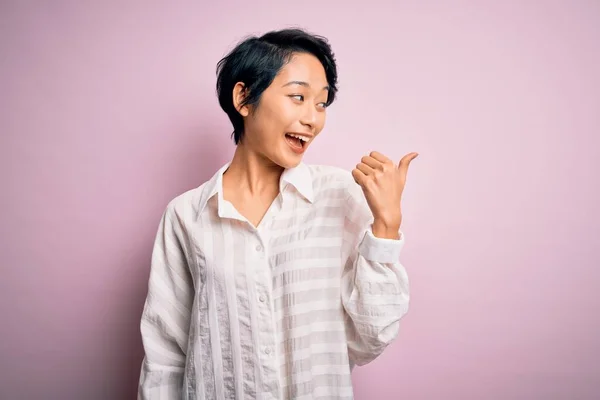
[{"x1": 138, "y1": 162, "x2": 409, "y2": 399}]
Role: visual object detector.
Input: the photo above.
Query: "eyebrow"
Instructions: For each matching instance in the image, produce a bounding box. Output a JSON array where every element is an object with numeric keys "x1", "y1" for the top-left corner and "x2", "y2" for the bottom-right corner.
[{"x1": 282, "y1": 80, "x2": 330, "y2": 91}]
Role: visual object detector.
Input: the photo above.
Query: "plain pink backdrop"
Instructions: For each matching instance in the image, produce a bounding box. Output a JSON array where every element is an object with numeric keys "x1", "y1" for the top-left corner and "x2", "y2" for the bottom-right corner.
[{"x1": 1, "y1": 1, "x2": 599, "y2": 399}]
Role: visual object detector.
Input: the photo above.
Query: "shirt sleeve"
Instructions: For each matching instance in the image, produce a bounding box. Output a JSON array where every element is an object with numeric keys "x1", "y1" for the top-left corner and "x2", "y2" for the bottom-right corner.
[
  {"x1": 340, "y1": 180, "x2": 410, "y2": 367},
  {"x1": 138, "y1": 203, "x2": 194, "y2": 399}
]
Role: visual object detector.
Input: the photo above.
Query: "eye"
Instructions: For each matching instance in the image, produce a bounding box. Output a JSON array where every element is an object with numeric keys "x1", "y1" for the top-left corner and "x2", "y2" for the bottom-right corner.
[
  {"x1": 317, "y1": 102, "x2": 328, "y2": 109},
  {"x1": 289, "y1": 94, "x2": 304, "y2": 101}
]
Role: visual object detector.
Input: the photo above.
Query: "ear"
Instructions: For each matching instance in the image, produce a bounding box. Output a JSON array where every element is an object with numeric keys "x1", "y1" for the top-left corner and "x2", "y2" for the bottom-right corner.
[{"x1": 232, "y1": 82, "x2": 250, "y2": 117}]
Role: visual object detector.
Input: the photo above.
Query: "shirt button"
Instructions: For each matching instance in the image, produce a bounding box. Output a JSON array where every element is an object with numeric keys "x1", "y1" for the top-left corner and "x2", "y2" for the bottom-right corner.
[
  {"x1": 255, "y1": 244, "x2": 263, "y2": 252},
  {"x1": 264, "y1": 347, "x2": 271, "y2": 355},
  {"x1": 259, "y1": 295, "x2": 266, "y2": 303}
]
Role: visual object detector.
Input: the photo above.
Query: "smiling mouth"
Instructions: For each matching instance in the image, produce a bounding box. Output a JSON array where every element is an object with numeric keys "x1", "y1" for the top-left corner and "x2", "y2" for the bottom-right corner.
[{"x1": 285, "y1": 133, "x2": 308, "y2": 149}]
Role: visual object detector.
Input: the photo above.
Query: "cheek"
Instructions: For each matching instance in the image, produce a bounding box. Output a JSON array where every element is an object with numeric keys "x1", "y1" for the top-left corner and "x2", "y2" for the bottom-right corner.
[
  {"x1": 270, "y1": 103, "x2": 298, "y2": 132},
  {"x1": 248, "y1": 104, "x2": 278, "y2": 134},
  {"x1": 315, "y1": 112, "x2": 327, "y2": 133}
]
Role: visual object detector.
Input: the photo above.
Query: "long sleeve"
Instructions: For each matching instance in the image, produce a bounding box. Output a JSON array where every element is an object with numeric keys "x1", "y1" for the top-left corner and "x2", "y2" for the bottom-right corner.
[
  {"x1": 340, "y1": 182, "x2": 410, "y2": 367},
  {"x1": 138, "y1": 203, "x2": 194, "y2": 399}
]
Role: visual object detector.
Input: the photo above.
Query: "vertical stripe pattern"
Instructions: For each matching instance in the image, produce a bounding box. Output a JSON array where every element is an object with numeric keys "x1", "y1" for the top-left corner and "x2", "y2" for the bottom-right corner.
[{"x1": 138, "y1": 163, "x2": 409, "y2": 399}]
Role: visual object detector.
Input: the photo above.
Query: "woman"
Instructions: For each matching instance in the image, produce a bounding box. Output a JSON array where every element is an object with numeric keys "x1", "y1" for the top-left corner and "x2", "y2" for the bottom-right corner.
[{"x1": 138, "y1": 28, "x2": 418, "y2": 399}]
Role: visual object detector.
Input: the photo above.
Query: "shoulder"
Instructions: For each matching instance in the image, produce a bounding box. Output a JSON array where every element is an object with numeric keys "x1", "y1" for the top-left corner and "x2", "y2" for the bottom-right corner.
[
  {"x1": 307, "y1": 164, "x2": 353, "y2": 187},
  {"x1": 161, "y1": 180, "x2": 211, "y2": 228},
  {"x1": 305, "y1": 164, "x2": 362, "y2": 202}
]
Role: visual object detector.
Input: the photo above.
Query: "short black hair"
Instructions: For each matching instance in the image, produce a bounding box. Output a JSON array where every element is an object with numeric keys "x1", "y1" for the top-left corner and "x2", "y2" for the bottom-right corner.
[{"x1": 216, "y1": 28, "x2": 338, "y2": 144}]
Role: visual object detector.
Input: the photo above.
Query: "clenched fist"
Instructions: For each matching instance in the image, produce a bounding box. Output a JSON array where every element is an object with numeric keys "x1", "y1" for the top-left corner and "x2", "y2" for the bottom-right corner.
[{"x1": 352, "y1": 151, "x2": 418, "y2": 239}]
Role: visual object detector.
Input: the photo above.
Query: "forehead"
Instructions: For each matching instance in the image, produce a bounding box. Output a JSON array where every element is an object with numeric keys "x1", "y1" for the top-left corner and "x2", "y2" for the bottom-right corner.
[{"x1": 274, "y1": 53, "x2": 328, "y2": 87}]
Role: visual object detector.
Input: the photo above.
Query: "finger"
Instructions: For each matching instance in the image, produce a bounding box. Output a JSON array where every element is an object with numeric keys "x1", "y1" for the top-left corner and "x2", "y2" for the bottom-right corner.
[
  {"x1": 397, "y1": 152, "x2": 419, "y2": 177},
  {"x1": 369, "y1": 151, "x2": 391, "y2": 163},
  {"x1": 360, "y1": 155, "x2": 382, "y2": 170},
  {"x1": 356, "y1": 162, "x2": 374, "y2": 176},
  {"x1": 351, "y1": 168, "x2": 367, "y2": 186}
]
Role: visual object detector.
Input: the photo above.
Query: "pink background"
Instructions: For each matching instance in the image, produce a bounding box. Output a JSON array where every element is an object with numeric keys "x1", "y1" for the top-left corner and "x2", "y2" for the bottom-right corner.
[{"x1": 2, "y1": 1, "x2": 599, "y2": 399}]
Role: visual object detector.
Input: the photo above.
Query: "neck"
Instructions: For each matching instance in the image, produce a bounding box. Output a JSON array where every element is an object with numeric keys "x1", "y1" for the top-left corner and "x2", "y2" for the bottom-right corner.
[{"x1": 224, "y1": 142, "x2": 284, "y2": 197}]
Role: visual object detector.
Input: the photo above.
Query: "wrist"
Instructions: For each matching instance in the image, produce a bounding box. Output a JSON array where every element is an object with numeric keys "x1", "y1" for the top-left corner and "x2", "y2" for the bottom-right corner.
[{"x1": 372, "y1": 217, "x2": 401, "y2": 239}]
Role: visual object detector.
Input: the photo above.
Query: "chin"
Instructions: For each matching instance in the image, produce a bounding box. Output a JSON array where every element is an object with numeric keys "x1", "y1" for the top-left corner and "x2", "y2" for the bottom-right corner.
[
  {"x1": 277, "y1": 156, "x2": 302, "y2": 169},
  {"x1": 271, "y1": 151, "x2": 304, "y2": 169},
  {"x1": 271, "y1": 143, "x2": 306, "y2": 169}
]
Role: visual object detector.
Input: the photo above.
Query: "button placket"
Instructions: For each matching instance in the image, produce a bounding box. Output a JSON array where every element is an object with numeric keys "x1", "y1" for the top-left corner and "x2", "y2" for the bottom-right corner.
[{"x1": 251, "y1": 232, "x2": 279, "y2": 395}]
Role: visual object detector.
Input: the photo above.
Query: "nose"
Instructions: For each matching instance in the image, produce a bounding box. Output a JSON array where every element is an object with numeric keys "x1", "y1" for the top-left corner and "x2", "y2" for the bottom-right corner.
[{"x1": 300, "y1": 103, "x2": 317, "y2": 130}]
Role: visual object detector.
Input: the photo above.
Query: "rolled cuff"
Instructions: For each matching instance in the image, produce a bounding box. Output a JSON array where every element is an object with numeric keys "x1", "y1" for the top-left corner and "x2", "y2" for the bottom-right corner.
[{"x1": 357, "y1": 227, "x2": 405, "y2": 263}]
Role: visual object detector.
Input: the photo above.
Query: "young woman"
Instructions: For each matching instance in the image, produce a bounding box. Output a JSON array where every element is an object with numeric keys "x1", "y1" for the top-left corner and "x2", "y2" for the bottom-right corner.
[{"x1": 138, "y1": 28, "x2": 418, "y2": 400}]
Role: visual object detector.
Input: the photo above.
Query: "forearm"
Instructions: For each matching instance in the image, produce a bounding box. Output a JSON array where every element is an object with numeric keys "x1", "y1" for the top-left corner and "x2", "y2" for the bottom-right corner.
[{"x1": 342, "y1": 228, "x2": 410, "y2": 366}]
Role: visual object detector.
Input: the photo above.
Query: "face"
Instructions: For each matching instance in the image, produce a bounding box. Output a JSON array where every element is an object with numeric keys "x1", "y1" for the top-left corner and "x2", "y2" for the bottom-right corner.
[{"x1": 234, "y1": 52, "x2": 329, "y2": 168}]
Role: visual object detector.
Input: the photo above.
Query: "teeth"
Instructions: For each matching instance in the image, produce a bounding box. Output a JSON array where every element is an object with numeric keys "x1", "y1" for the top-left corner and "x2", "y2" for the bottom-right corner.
[{"x1": 288, "y1": 134, "x2": 309, "y2": 142}]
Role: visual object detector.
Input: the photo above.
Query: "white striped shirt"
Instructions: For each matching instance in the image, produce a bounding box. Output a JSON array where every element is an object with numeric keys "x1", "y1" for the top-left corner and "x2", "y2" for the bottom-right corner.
[{"x1": 138, "y1": 162, "x2": 409, "y2": 399}]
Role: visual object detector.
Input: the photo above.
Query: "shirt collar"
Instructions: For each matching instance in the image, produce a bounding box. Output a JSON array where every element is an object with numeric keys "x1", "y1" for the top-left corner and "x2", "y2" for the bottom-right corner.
[
  {"x1": 280, "y1": 162, "x2": 314, "y2": 203},
  {"x1": 197, "y1": 162, "x2": 314, "y2": 215}
]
